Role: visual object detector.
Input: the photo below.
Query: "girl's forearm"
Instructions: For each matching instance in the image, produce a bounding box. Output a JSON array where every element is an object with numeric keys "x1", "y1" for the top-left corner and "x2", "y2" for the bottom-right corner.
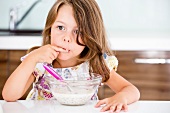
[
  {"x1": 119, "y1": 85, "x2": 140, "y2": 104},
  {"x1": 2, "y1": 56, "x2": 37, "y2": 101}
]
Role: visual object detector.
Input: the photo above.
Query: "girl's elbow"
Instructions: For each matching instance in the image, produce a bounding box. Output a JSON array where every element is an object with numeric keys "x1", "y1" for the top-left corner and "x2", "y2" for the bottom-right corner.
[
  {"x1": 2, "y1": 95, "x2": 18, "y2": 102},
  {"x1": 3, "y1": 98, "x2": 17, "y2": 102},
  {"x1": 134, "y1": 86, "x2": 140, "y2": 101},
  {"x1": 2, "y1": 90, "x2": 19, "y2": 102}
]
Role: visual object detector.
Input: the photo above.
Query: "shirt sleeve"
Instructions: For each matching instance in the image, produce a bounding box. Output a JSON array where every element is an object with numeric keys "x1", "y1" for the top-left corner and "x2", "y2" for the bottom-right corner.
[
  {"x1": 21, "y1": 54, "x2": 45, "y2": 83},
  {"x1": 103, "y1": 53, "x2": 119, "y2": 71}
]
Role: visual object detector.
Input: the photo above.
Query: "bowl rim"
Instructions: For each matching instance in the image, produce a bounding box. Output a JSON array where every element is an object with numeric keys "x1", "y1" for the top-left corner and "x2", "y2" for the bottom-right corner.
[{"x1": 45, "y1": 72, "x2": 102, "y2": 85}]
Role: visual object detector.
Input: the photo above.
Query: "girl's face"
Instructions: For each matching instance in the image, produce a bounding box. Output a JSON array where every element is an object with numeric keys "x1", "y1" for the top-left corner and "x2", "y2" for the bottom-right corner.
[{"x1": 50, "y1": 4, "x2": 85, "y2": 63}]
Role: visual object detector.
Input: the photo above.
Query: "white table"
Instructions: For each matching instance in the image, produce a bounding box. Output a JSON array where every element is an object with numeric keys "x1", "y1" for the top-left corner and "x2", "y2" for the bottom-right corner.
[{"x1": 0, "y1": 100, "x2": 170, "y2": 113}]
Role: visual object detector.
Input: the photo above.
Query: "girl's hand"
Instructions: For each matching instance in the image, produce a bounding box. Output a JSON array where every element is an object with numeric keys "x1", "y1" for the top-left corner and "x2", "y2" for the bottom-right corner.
[
  {"x1": 95, "y1": 92, "x2": 128, "y2": 113},
  {"x1": 27, "y1": 44, "x2": 68, "y2": 64}
]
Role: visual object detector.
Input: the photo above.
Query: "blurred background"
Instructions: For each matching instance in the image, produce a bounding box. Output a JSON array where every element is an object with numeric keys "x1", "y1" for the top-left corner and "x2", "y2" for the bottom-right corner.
[
  {"x1": 0, "y1": 0, "x2": 55, "y2": 31},
  {"x1": 0, "y1": 0, "x2": 170, "y2": 100}
]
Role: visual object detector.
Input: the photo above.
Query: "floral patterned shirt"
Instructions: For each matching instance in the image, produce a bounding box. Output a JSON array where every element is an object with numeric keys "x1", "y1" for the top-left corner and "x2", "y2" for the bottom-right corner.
[{"x1": 21, "y1": 54, "x2": 118, "y2": 100}]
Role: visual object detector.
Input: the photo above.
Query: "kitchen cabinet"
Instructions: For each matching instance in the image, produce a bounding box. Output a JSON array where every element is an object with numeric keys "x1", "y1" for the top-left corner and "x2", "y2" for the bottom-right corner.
[
  {"x1": 1, "y1": 50, "x2": 170, "y2": 100},
  {"x1": 98, "y1": 51, "x2": 170, "y2": 100},
  {"x1": 0, "y1": 51, "x2": 8, "y2": 100},
  {"x1": 0, "y1": 50, "x2": 31, "y2": 100}
]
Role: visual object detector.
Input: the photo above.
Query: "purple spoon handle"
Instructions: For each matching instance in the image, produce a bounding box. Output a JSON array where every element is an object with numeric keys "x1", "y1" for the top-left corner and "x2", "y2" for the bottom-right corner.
[{"x1": 43, "y1": 64, "x2": 63, "y2": 80}]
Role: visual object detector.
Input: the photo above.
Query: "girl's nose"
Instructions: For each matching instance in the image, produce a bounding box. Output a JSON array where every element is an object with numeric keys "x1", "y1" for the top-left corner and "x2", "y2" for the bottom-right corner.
[
  {"x1": 63, "y1": 35, "x2": 71, "y2": 42},
  {"x1": 63, "y1": 37, "x2": 70, "y2": 42}
]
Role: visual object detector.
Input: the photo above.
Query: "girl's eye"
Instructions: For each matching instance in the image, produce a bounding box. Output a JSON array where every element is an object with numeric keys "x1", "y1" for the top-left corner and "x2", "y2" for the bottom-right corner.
[{"x1": 57, "y1": 26, "x2": 65, "y2": 30}]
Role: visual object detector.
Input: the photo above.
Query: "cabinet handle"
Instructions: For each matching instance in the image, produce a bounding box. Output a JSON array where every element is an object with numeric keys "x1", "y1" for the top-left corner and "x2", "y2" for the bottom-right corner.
[{"x1": 134, "y1": 58, "x2": 170, "y2": 64}]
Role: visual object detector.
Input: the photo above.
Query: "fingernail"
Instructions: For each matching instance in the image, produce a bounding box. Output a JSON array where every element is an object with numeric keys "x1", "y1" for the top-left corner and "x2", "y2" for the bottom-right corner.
[
  {"x1": 63, "y1": 48, "x2": 68, "y2": 51},
  {"x1": 62, "y1": 48, "x2": 67, "y2": 51},
  {"x1": 62, "y1": 48, "x2": 69, "y2": 52},
  {"x1": 115, "y1": 110, "x2": 119, "y2": 113},
  {"x1": 109, "y1": 110, "x2": 113, "y2": 113}
]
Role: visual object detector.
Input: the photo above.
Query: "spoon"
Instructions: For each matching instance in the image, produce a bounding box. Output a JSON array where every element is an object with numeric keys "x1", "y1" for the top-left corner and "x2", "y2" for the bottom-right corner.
[
  {"x1": 43, "y1": 63, "x2": 63, "y2": 81},
  {"x1": 43, "y1": 63, "x2": 73, "y2": 92}
]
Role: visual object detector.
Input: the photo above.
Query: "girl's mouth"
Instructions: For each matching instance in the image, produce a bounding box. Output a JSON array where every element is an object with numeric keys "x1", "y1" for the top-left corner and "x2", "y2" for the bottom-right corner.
[
  {"x1": 62, "y1": 47, "x2": 70, "y2": 52},
  {"x1": 56, "y1": 45, "x2": 70, "y2": 52}
]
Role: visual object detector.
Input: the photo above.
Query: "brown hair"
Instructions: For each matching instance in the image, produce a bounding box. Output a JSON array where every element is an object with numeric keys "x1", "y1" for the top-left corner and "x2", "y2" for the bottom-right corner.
[{"x1": 30, "y1": 0, "x2": 114, "y2": 82}]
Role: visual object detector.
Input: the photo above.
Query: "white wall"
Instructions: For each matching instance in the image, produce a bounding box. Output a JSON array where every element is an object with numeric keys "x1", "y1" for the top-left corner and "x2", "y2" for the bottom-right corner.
[
  {"x1": 0, "y1": 0, "x2": 55, "y2": 30},
  {"x1": 0, "y1": 0, "x2": 170, "y2": 36},
  {"x1": 97, "y1": 0, "x2": 170, "y2": 37}
]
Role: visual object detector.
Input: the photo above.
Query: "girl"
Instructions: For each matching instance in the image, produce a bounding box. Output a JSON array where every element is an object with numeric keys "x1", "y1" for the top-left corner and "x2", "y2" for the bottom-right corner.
[{"x1": 2, "y1": 0, "x2": 140, "y2": 112}]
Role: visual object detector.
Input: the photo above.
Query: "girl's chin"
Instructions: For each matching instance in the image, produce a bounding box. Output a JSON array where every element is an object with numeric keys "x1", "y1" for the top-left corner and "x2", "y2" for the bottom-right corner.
[{"x1": 57, "y1": 55, "x2": 70, "y2": 61}]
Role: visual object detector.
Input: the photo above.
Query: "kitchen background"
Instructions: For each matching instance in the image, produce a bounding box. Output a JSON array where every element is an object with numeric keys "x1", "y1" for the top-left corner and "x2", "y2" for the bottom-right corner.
[{"x1": 0, "y1": 0, "x2": 170, "y2": 100}]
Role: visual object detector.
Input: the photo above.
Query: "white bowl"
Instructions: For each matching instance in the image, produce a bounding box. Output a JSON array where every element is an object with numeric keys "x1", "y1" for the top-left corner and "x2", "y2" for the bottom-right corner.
[{"x1": 46, "y1": 73, "x2": 102, "y2": 105}]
